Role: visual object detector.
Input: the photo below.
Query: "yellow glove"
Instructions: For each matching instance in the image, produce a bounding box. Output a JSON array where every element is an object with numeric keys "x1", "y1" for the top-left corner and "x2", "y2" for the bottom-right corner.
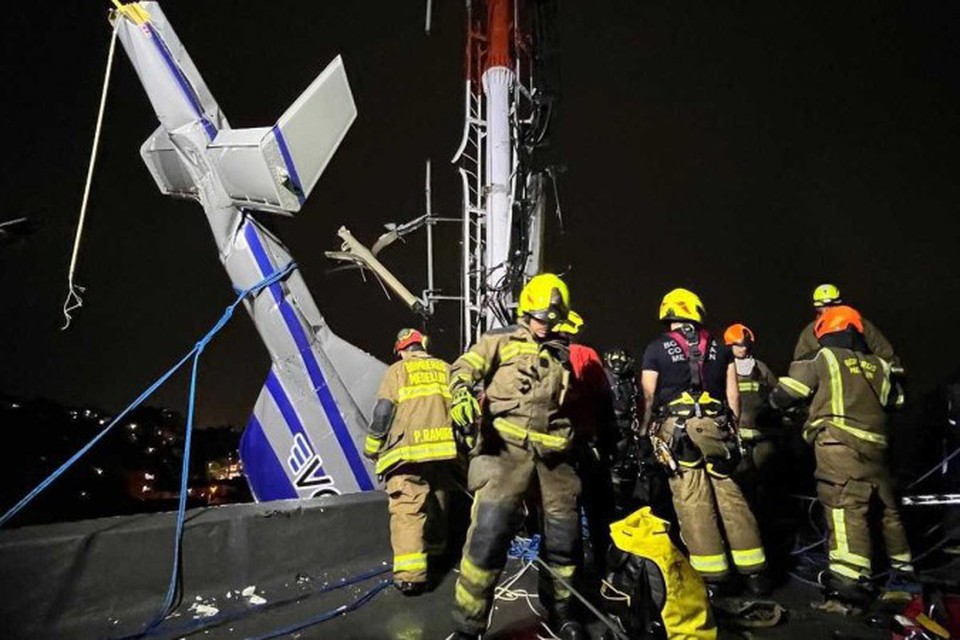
[
  {"x1": 363, "y1": 434, "x2": 384, "y2": 460},
  {"x1": 451, "y1": 387, "x2": 480, "y2": 432}
]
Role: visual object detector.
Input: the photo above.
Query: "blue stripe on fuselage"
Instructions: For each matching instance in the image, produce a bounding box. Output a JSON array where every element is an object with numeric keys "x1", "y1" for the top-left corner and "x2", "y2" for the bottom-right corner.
[
  {"x1": 266, "y1": 369, "x2": 327, "y2": 477},
  {"x1": 243, "y1": 221, "x2": 373, "y2": 490},
  {"x1": 239, "y1": 415, "x2": 298, "y2": 501},
  {"x1": 144, "y1": 22, "x2": 217, "y2": 140}
]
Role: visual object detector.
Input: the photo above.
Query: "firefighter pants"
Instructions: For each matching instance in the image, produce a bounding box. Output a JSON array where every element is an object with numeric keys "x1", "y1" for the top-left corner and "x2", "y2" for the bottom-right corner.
[
  {"x1": 386, "y1": 463, "x2": 450, "y2": 583},
  {"x1": 453, "y1": 441, "x2": 582, "y2": 635},
  {"x1": 813, "y1": 433, "x2": 912, "y2": 581},
  {"x1": 661, "y1": 417, "x2": 766, "y2": 581}
]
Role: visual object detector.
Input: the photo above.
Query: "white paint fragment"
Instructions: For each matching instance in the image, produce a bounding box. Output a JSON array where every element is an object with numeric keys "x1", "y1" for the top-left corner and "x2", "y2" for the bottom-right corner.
[
  {"x1": 240, "y1": 585, "x2": 267, "y2": 606},
  {"x1": 187, "y1": 602, "x2": 220, "y2": 618}
]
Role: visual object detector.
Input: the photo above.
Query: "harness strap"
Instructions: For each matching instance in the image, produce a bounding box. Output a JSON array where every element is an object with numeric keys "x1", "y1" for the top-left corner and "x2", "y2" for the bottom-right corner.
[{"x1": 667, "y1": 325, "x2": 710, "y2": 393}]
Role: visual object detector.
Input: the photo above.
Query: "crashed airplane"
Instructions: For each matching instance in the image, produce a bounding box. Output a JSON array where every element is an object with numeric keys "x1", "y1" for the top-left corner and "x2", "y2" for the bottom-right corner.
[
  {"x1": 110, "y1": 1, "x2": 385, "y2": 500},
  {"x1": 4, "y1": 2, "x2": 953, "y2": 639}
]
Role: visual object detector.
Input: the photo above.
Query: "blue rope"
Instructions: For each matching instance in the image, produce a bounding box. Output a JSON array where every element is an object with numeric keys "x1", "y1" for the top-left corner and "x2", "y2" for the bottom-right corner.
[
  {"x1": 1, "y1": 262, "x2": 296, "y2": 633},
  {"x1": 1, "y1": 262, "x2": 295, "y2": 528},
  {"x1": 508, "y1": 533, "x2": 541, "y2": 561},
  {"x1": 248, "y1": 579, "x2": 392, "y2": 640},
  {"x1": 116, "y1": 563, "x2": 391, "y2": 639}
]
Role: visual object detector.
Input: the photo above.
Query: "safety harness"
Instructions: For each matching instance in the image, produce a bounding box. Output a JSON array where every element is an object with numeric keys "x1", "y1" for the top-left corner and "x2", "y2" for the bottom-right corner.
[
  {"x1": 653, "y1": 325, "x2": 740, "y2": 478},
  {"x1": 665, "y1": 325, "x2": 723, "y2": 419}
]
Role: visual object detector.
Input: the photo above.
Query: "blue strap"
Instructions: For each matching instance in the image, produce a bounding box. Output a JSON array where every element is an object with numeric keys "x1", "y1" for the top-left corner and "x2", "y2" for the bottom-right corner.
[
  {"x1": 0, "y1": 262, "x2": 296, "y2": 636},
  {"x1": 508, "y1": 533, "x2": 542, "y2": 561},
  {"x1": 118, "y1": 563, "x2": 390, "y2": 639}
]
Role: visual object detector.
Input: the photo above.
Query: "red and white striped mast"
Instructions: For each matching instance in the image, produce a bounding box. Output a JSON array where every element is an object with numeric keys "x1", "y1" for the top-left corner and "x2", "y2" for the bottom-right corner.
[{"x1": 453, "y1": 0, "x2": 528, "y2": 348}]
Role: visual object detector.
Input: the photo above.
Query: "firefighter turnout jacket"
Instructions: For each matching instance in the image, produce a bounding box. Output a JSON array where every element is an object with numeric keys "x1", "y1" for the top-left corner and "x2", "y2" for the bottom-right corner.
[
  {"x1": 772, "y1": 343, "x2": 911, "y2": 584},
  {"x1": 450, "y1": 323, "x2": 572, "y2": 454},
  {"x1": 793, "y1": 317, "x2": 899, "y2": 365},
  {"x1": 736, "y1": 358, "x2": 779, "y2": 441},
  {"x1": 364, "y1": 350, "x2": 457, "y2": 476},
  {"x1": 772, "y1": 346, "x2": 902, "y2": 451}
]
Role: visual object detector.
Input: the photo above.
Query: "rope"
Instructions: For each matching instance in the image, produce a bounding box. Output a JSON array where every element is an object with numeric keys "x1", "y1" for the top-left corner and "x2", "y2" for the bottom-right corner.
[
  {"x1": 508, "y1": 534, "x2": 542, "y2": 561},
  {"x1": 144, "y1": 344, "x2": 203, "y2": 631},
  {"x1": 533, "y1": 557, "x2": 630, "y2": 640},
  {"x1": 61, "y1": 21, "x2": 119, "y2": 330},
  {"x1": 247, "y1": 579, "x2": 392, "y2": 640},
  {"x1": 1, "y1": 261, "x2": 295, "y2": 529},
  {"x1": 119, "y1": 564, "x2": 390, "y2": 639}
]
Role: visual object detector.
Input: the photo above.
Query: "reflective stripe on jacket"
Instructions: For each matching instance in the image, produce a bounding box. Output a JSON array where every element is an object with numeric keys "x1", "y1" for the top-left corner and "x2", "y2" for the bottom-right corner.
[
  {"x1": 774, "y1": 347, "x2": 899, "y2": 452},
  {"x1": 450, "y1": 322, "x2": 572, "y2": 453},
  {"x1": 371, "y1": 351, "x2": 456, "y2": 475},
  {"x1": 736, "y1": 358, "x2": 778, "y2": 440}
]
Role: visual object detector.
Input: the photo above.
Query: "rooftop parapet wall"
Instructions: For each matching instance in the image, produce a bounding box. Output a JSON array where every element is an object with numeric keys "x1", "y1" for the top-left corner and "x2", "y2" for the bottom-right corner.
[{"x1": 0, "y1": 492, "x2": 390, "y2": 639}]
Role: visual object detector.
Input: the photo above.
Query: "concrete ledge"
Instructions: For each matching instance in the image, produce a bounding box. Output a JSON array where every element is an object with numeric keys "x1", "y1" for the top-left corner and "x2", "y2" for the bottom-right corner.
[{"x1": 0, "y1": 492, "x2": 390, "y2": 639}]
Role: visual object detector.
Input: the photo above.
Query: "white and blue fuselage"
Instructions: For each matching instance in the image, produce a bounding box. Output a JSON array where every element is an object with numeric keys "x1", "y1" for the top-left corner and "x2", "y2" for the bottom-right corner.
[{"x1": 111, "y1": 2, "x2": 384, "y2": 499}]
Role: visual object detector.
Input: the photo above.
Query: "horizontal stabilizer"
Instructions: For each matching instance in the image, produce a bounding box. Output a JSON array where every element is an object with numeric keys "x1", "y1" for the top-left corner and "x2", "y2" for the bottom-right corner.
[
  {"x1": 140, "y1": 125, "x2": 196, "y2": 198},
  {"x1": 209, "y1": 56, "x2": 357, "y2": 215}
]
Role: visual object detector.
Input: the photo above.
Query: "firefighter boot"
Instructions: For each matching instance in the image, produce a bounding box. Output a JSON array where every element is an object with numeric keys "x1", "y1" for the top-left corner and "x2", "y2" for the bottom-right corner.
[{"x1": 818, "y1": 570, "x2": 876, "y2": 608}]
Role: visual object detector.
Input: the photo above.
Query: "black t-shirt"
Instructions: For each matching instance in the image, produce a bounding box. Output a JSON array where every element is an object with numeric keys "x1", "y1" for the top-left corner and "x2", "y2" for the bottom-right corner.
[{"x1": 641, "y1": 330, "x2": 733, "y2": 410}]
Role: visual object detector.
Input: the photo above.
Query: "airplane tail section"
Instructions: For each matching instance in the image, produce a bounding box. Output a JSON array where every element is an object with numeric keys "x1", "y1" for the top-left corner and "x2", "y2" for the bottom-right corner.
[
  {"x1": 112, "y1": 2, "x2": 225, "y2": 138},
  {"x1": 114, "y1": 1, "x2": 379, "y2": 501},
  {"x1": 209, "y1": 56, "x2": 357, "y2": 215},
  {"x1": 234, "y1": 220, "x2": 386, "y2": 500},
  {"x1": 240, "y1": 330, "x2": 385, "y2": 500}
]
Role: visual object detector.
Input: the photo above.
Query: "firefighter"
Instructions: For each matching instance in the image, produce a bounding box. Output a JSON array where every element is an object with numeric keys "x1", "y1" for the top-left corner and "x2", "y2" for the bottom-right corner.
[
  {"x1": 639, "y1": 288, "x2": 769, "y2": 596},
  {"x1": 363, "y1": 328, "x2": 458, "y2": 596},
  {"x1": 770, "y1": 305, "x2": 911, "y2": 606},
  {"x1": 449, "y1": 273, "x2": 587, "y2": 640},
  {"x1": 793, "y1": 284, "x2": 900, "y2": 366},
  {"x1": 724, "y1": 324, "x2": 780, "y2": 494}
]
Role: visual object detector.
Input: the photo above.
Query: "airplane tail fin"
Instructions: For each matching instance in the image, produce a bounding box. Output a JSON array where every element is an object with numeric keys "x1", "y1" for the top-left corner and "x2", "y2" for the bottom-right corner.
[
  {"x1": 208, "y1": 56, "x2": 357, "y2": 215},
  {"x1": 239, "y1": 329, "x2": 385, "y2": 501}
]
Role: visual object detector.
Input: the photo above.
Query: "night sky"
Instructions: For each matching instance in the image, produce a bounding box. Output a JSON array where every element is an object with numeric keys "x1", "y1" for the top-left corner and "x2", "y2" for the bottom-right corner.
[{"x1": 2, "y1": 1, "x2": 958, "y2": 428}]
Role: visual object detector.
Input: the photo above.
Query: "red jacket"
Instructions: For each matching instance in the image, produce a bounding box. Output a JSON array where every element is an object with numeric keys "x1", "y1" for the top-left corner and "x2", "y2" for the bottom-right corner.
[{"x1": 566, "y1": 344, "x2": 616, "y2": 443}]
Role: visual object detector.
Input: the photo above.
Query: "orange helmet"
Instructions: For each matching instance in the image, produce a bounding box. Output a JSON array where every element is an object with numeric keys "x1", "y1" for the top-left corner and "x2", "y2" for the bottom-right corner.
[
  {"x1": 723, "y1": 323, "x2": 755, "y2": 346},
  {"x1": 814, "y1": 305, "x2": 864, "y2": 339},
  {"x1": 394, "y1": 328, "x2": 428, "y2": 353}
]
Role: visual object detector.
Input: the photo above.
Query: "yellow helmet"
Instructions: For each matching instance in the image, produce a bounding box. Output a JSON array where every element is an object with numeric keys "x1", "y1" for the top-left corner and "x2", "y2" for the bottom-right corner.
[
  {"x1": 518, "y1": 273, "x2": 571, "y2": 326},
  {"x1": 659, "y1": 288, "x2": 705, "y2": 323},
  {"x1": 554, "y1": 310, "x2": 584, "y2": 336},
  {"x1": 812, "y1": 283, "x2": 842, "y2": 308}
]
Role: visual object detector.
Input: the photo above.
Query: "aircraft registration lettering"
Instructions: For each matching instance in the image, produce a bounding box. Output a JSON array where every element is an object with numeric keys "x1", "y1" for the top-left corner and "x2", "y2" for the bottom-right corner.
[{"x1": 288, "y1": 433, "x2": 340, "y2": 497}]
